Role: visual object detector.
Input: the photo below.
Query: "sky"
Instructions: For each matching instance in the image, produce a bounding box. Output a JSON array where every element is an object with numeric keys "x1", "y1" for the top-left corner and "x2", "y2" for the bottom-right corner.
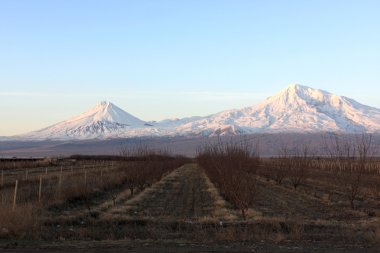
[{"x1": 1, "y1": 0, "x2": 380, "y2": 136}]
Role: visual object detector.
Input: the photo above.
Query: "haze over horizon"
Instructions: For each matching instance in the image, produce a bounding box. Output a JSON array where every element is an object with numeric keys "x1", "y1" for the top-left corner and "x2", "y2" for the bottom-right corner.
[{"x1": 1, "y1": 1, "x2": 380, "y2": 135}]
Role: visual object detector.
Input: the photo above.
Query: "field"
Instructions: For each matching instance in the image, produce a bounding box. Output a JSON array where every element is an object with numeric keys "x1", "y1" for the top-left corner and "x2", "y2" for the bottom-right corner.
[{"x1": 0, "y1": 143, "x2": 380, "y2": 252}]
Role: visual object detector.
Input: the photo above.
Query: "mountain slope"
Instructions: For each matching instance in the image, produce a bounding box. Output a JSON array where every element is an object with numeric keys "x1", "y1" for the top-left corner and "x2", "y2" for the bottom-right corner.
[
  {"x1": 174, "y1": 84, "x2": 380, "y2": 135},
  {"x1": 20, "y1": 101, "x2": 159, "y2": 140}
]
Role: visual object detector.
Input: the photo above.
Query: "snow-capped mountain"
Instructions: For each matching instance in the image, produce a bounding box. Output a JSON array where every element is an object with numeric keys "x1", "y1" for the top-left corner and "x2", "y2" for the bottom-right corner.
[
  {"x1": 175, "y1": 84, "x2": 380, "y2": 136},
  {"x1": 18, "y1": 101, "x2": 161, "y2": 140},
  {"x1": 11, "y1": 85, "x2": 380, "y2": 140}
]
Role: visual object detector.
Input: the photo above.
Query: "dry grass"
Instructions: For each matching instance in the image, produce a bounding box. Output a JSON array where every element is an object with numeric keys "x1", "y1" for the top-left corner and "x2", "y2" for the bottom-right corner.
[
  {"x1": 0, "y1": 204, "x2": 40, "y2": 238},
  {"x1": 341, "y1": 222, "x2": 380, "y2": 245},
  {"x1": 363, "y1": 226, "x2": 380, "y2": 244}
]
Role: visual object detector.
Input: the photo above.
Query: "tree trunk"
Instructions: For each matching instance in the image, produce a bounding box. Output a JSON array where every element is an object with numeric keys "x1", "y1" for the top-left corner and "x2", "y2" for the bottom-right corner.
[{"x1": 241, "y1": 209, "x2": 246, "y2": 220}]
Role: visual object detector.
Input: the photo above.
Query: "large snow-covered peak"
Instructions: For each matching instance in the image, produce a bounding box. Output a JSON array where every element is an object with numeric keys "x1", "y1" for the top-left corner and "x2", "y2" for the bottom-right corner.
[
  {"x1": 175, "y1": 84, "x2": 380, "y2": 135},
  {"x1": 248, "y1": 84, "x2": 380, "y2": 132}
]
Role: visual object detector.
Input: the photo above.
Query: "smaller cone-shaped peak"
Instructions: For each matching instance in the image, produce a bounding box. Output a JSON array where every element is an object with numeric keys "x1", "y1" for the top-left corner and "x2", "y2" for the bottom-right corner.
[{"x1": 65, "y1": 101, "x2": 146, "y2": 126}]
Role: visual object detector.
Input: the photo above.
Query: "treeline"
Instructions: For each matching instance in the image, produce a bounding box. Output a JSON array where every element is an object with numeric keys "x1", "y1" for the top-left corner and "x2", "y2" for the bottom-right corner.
[{"x1": 0, "y1": 158, "x2": 60, "y2": 171}]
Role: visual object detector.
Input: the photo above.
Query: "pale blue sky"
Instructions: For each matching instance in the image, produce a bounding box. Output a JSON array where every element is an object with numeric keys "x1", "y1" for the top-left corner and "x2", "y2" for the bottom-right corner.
[{"x1": 1, "y1": 0, "x2": 380, "y2": 135}]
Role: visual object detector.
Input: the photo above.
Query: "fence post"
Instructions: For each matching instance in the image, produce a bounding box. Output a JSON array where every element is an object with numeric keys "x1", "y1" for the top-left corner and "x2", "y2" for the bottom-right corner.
[
  {"x1": 38, "y1": 175, "x2": 42, "y2": 203},
  {"x1": 100, "y1": 169, "x2": 103, "y2": 186},
  {"x1": 58, "y1": 169, "x2": 63, "y2": 199},
  {"x1": 0, "y1": 170, "x2": 3, "y2": 205},
  {"x1": 84, "y1": 170, "x2": 87, "y2": 187},
  {"x1": 12, "y1": 180, "x2": 18, "y2": 211},
  {"x1": 45, "y1": 167, "x2": 48, "y2": 175}
]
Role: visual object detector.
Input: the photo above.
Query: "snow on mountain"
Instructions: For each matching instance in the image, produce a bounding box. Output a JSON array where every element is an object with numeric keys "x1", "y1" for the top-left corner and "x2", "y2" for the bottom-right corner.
[
  {"x1": 19, "y1": 101, "x2": 161, "y2": 140},
  {"x1": 11, "y1": 85, "x2": 380, "y2": 140},
  {"x1": 157, "y1": 116, "x2": 204, "y2": 127},
  {"x1": 174, "y1": 84, "x2": 380, "y2": 136}
]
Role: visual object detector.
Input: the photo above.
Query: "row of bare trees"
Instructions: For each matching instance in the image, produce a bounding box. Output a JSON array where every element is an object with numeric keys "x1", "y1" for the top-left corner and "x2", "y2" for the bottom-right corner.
[
  {"x1": 197, "y1": 140, "x2": 261, "y2": 220},
  {"x1": 260, "y1": 133, "x2": 378, "y2": 209},
  {"x1": 117, "y1": 157, "x2": 187, "y2": 198},
  {"x1": 118, "y1": 144, "x2": 189, "y2": 197}
]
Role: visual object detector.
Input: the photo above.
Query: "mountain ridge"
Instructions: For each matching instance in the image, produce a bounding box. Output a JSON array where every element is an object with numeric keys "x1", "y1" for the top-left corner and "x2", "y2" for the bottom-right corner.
[{"x1": 10, "y1": 84, "x2": 380, "y2": 140}]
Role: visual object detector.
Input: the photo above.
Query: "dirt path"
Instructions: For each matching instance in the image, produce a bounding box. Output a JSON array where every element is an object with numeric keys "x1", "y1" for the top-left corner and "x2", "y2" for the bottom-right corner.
[{"x1": 105, "y1": 164, "x2": 230, "y2": 221}]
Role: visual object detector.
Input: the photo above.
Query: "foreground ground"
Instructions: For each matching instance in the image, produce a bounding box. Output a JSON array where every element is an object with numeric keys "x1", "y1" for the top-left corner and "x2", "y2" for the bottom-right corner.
[
  {"x1": 1, "y1": 163, "x2": 379, "y2": 252},
  {"x1": 1, "y1": 239, "x2": 379, "y2": 253}
]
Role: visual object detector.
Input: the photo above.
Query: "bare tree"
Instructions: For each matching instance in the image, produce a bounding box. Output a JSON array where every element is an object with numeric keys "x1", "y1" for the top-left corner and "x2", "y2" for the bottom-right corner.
[
  {"x1": 273, "y1": 143, "x2": 291, "y2": 185},
  {"x1": 324, "y1": 133, "x2": 374, "y2": 209},
  {"x1": 288, "y1": 144, "x2": 310, "y2": 190}
]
